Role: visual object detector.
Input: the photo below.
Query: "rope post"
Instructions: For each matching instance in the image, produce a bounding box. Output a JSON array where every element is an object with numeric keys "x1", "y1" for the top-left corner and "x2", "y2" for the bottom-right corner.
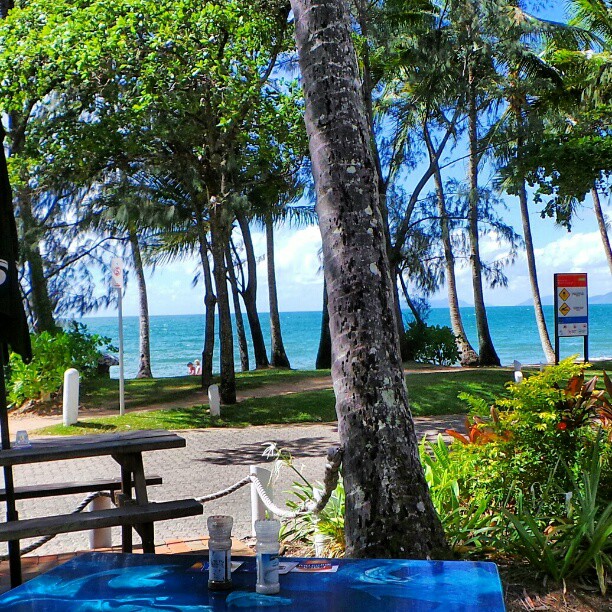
[
  {"x1": 88, "y1": 495, "x2": 113, "y2": 550},
  {"x1": 250, "y1": 466, "x2": 273, "y2": 536}
]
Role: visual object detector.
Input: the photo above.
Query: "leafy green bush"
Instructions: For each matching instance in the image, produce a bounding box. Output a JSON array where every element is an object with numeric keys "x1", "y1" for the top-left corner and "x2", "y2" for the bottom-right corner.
[
  {"x1": 503, "y1": 435, "x2": 612, "y2": 594},
  {"x1": 429, "y1": 359, "x2": 612, "y2": 590},
  {"x1": 452, "y1": 359, "x2": 612, "y2": 509},
  {"x1": 401, "y1": 321, "x2": 460, "y2": 366},
  {"x1": 7, "y1": 323, "x2": 115, "y2": 406}
]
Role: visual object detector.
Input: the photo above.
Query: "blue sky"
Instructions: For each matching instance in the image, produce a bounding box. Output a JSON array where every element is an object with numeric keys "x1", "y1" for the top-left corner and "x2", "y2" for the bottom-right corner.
[{"x1": 95, "y1": 0, "x2": 612, "y2": 317}]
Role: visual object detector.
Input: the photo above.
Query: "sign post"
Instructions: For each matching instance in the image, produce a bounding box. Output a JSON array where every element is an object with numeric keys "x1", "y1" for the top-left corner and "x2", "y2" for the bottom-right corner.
[
  {"x1": 111, "y1": 257, "x2": 125, "y2": 416},
  {"x1": 553, "y1": 273, "x2": 588, "y2": 364}
]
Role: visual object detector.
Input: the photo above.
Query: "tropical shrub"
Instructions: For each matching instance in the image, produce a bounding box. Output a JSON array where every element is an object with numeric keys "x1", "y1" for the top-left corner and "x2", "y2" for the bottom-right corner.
[
  {"x1": 6, "y1": 323, "x2": 115, "y2": 406},
  {"x1": 401, "y1": 321, "x2": 460, "y2": 366},
  {"x1": 503, "y1": 435, "x2": 612, "y2": 594},
  {"x1": 451, "y1": 359, "x2": 612, "y2": 510}
]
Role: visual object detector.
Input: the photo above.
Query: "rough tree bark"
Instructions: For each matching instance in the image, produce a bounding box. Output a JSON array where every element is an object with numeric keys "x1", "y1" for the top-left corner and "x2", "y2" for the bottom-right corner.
[
  {"x1": 265, "y1": 216, "x2": 291, "y2": 368},
  {"x1": 209, "y1": 202, "x2": 236, "y2": 404},
  {"x1": 291, "y1": 0, "x2": 448, "y2": 558},
  {"x1": 315, "y1": 278, "x2": 332, "y2": 369},
  {"x1": 467, "y1": 75, "x2": 500, "y2": 366},
  {"x1": 424, "y1": 123, "x2": 478, "y2": 366},
  {"x1": 129, "y1": 228, "x2": 153, "y2": 378},
  {"x1": 236, "y1": 213, "x2": 270, "y2": 368},
  {"x1": 226, "y1": 244, "x2": 250, "y2": 372},
  {"x1": 592, "y1": 186, "x2": 612, "y2": 275}
]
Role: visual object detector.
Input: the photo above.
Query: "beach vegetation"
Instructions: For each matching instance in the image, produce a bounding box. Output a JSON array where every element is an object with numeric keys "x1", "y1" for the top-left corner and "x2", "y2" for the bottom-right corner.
[
  {"x1": 401, "y1": 321, "x2": 460, "y2": 366},
  {"x1": 276, "y1": 361, "x2": 612, "y2": 592},
  {"x1": 6, "y1": 324, "x2": 114, "y2": 406}
]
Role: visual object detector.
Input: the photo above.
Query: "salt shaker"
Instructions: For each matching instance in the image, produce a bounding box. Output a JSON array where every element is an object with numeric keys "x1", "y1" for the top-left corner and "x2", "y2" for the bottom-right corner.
[
  {"x1": 207, "y1": 515, "x2": 233, "y2": 591},
  {"x1": 255, "y1": 518, "x2": 281, "y2": 594}
]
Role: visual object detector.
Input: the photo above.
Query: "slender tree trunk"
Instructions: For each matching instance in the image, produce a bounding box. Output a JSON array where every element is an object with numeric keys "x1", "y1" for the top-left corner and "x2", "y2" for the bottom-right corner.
[
  {"x1": 291, "y1": 0, "x2": 448, "y2": 559},
  {"x1": 265, "y1": 216, "x2": 290, "y2": 368},
  {"x1": 398, "y1": 273, "x2": 423, "y2": 326},
  {"x1": 19, "y1": 193, "x2": 57, "y2": 334},
  {"x1": 592, "y1": 186, "x2": 612, "y2": 275},
  {"x1": 226, "y1": 245, "x2": 249, "y2": 372},
  {"x1": 467, "y1": 77, "x2": 500, "y2": 366},
  {"x1": 509, "y1": 102, "x2": 555, "y2": 363},
  {"x1": 196, "y1": 211, "x2": 216, "y2": 388},
  {"x1": 424, "y1": 123, "x2": 478, "y2": 366},
  {"x1": 236, "y1": 213, "x2": 270, "y2": 368},
  {"x1": 316, "y1": 278, "x2": 332, "y2": 369},
  {"x1": 517, "y1": 179, "x2": 555, "y2": 362},
  {"x1": 129, "y1": 229, "x2": 153, "y2": 378},
  {"x1": 210, "y1": 205, "x2": 236, "y2": 404}
]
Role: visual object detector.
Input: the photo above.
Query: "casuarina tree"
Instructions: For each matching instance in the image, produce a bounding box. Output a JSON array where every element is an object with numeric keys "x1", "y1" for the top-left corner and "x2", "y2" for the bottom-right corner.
[{"x1": 290, "y1": 0, "x2": 448, "y2": 557}]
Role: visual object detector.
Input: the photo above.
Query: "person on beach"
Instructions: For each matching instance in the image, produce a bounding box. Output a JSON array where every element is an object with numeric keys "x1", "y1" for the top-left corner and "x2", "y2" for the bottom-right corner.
[
  {"x1": 187, "y1": 362, "x2": 195, "y2": 375},
  {"x1": 193, "y1": 359, "x2": 202, "y2": 375}
]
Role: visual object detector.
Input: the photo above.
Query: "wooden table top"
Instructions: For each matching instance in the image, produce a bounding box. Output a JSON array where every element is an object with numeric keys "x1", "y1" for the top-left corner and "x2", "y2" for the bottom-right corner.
[{"x1": 0, "y1": 430, "x2": 186, "y2": 466}]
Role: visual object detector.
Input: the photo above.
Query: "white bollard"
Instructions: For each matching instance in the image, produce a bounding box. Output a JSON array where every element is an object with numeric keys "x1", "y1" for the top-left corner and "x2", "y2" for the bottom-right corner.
[
  {"x1": 88, "y1": 495, "x2": 113, "y2": 549},
  {"x1": 62, "y1": 368, "x2": 80, "y2": 426},
  {"x1": 513, "y1": 360, "x2": 523, "y2": 384},
  {"x1": 250, "y1": 466, "x2": 273, "y2": 537},
  {"x1": 208, "y1": 384, "x2": 221, "y2": 417}
]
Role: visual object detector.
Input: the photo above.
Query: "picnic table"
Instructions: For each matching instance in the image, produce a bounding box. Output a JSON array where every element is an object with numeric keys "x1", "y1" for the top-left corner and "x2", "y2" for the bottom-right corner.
[
  {"x1": 0, "y1": 430, "x2": 202, "y2": 587},
  {"x1": 0, "y1": 551, "x2": 506, "y2": 610}
]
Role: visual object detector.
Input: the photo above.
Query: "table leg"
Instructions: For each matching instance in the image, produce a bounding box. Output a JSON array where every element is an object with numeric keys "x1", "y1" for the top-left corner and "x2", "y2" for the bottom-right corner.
[
  {"x1": 4, "y1": 464, "x2": 21, "y2": 587},
  {"x1": 120, "y1": 464, "x2": 133, "y2": 553}
]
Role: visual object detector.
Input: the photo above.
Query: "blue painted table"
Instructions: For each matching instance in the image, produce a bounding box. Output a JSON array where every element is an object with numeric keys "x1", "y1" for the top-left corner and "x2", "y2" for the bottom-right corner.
[{"x1": 0, "y1": 552, "x2": 505, "y2": 611}]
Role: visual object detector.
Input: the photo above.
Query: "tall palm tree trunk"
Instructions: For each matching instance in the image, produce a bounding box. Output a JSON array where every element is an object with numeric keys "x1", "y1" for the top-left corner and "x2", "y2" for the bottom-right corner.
[
  {"x1": 467, "y1": 78, "x2": 500, "y2": 366},
  {"x1": 236, "y1": 213, "x2": 270, "y2": 368},
  {"x1": 265, "y1": 216, "x2": 290, "y2": 368},
  {"x1": 128, "y1": 228, "x2": 153, "y2": 378},
  {"x1": 316, "y1": 278, "x2": 331, "y2": 369},
  {"x1": 517, "y1": 179, "x2": 555, "y2": 362},
  {"x1": 291, "y1": 0, "x2": 447, "y2": 558},
  {"x1": 226, "y1": 245, "x2": 249, "y2": 372},
  {"x1": 592, "y1": 186, "x2": 612, "y2": 275},
  {"x1": 425, "y1": 124, "x2": 478, "y2": 366},
  {"x1": 511, "y1": 103, "x2": 555, "y2": 363},
  {"x1": 196, "y1": 211, "x2": 215, "y2": 388},
  {"x1": 210, "y1": 205, "x2": 236, "y2": 404}
]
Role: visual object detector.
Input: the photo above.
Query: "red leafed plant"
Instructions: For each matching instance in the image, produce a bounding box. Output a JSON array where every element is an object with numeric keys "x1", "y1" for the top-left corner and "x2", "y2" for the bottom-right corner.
[
  {"x1": 555, "y1": 371, "x2": 612, "y2": 433},
  {"x1": 445, "y1": 407, "x2": 511, "y2": 445}
]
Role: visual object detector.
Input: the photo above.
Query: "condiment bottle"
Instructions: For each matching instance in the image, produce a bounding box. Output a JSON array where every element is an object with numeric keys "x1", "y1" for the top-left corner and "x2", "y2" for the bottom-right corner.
[
  {"x1": 255, "y1": 519, "x2": 281, "y2": 594},
  {"x1": 207, "y1": 515, "x2": 233, "y2": 591}
]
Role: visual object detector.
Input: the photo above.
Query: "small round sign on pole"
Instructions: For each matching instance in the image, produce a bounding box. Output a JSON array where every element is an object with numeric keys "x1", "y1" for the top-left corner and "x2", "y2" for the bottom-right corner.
[{"x1": 111, "y1": 257, "x2": 123, "y2": 289}]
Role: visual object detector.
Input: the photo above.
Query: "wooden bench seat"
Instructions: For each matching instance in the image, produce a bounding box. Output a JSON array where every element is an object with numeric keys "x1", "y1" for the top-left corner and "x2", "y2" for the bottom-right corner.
[
  {"x1": 0, "y1": 498, "x2": 203, "y2": 543},
  {"x1": 0, "y1": 476, "x2": 163, "y2": 502}
]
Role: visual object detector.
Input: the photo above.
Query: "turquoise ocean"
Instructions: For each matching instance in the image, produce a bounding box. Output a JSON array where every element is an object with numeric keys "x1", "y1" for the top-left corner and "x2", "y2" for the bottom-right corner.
[{"x1": 82, "y1": 305, "x2": 612, "y2": 379}]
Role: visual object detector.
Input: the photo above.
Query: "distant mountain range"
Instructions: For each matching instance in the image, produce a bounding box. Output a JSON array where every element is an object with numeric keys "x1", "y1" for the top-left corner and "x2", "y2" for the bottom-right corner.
[{"x1": 518, "y1": 291, "x2": 612, "y2": 306}]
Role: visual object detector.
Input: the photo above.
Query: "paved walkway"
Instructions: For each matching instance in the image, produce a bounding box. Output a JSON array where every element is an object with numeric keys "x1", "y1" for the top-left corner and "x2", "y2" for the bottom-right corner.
[{"x1": 0, "y1": 416, "x2": 464, "y2": 560}]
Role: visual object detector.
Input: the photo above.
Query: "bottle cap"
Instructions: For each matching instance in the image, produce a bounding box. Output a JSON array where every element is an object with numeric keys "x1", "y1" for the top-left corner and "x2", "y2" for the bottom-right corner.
[
  {"x1": 208, "y1": 515, "x2": 233, "y2": 535},
  {"x1": 254, "y1": 518, "x2": 280, "y2": 539}
]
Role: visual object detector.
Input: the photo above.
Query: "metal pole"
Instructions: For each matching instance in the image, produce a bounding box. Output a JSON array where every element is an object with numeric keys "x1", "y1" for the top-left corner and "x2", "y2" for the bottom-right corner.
[
  {"x1": 0, "y1": 349, "x2": 22, "y2": 587},
  {"x1": 118, "y1": 287, "x2": 125, "y2": 416}
]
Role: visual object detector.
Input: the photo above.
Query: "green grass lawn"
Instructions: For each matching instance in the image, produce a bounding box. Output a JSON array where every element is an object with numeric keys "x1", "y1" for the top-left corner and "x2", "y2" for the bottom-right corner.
[
  {"x1": 37, "y1": 367, "x2": 515, "y2": 436},
  {"x1": 80, "y1": 368, "x2": 331, "y2": 410}
]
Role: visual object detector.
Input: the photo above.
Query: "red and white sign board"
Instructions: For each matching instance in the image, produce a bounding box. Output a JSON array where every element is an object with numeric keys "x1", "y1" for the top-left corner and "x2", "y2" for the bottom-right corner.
[
  {"x1": 554, "y1": 273, "x2": 588, "y2": 337},
  {"x1": 110, "y1": 257, "x2": 124, "y2": 289}
]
